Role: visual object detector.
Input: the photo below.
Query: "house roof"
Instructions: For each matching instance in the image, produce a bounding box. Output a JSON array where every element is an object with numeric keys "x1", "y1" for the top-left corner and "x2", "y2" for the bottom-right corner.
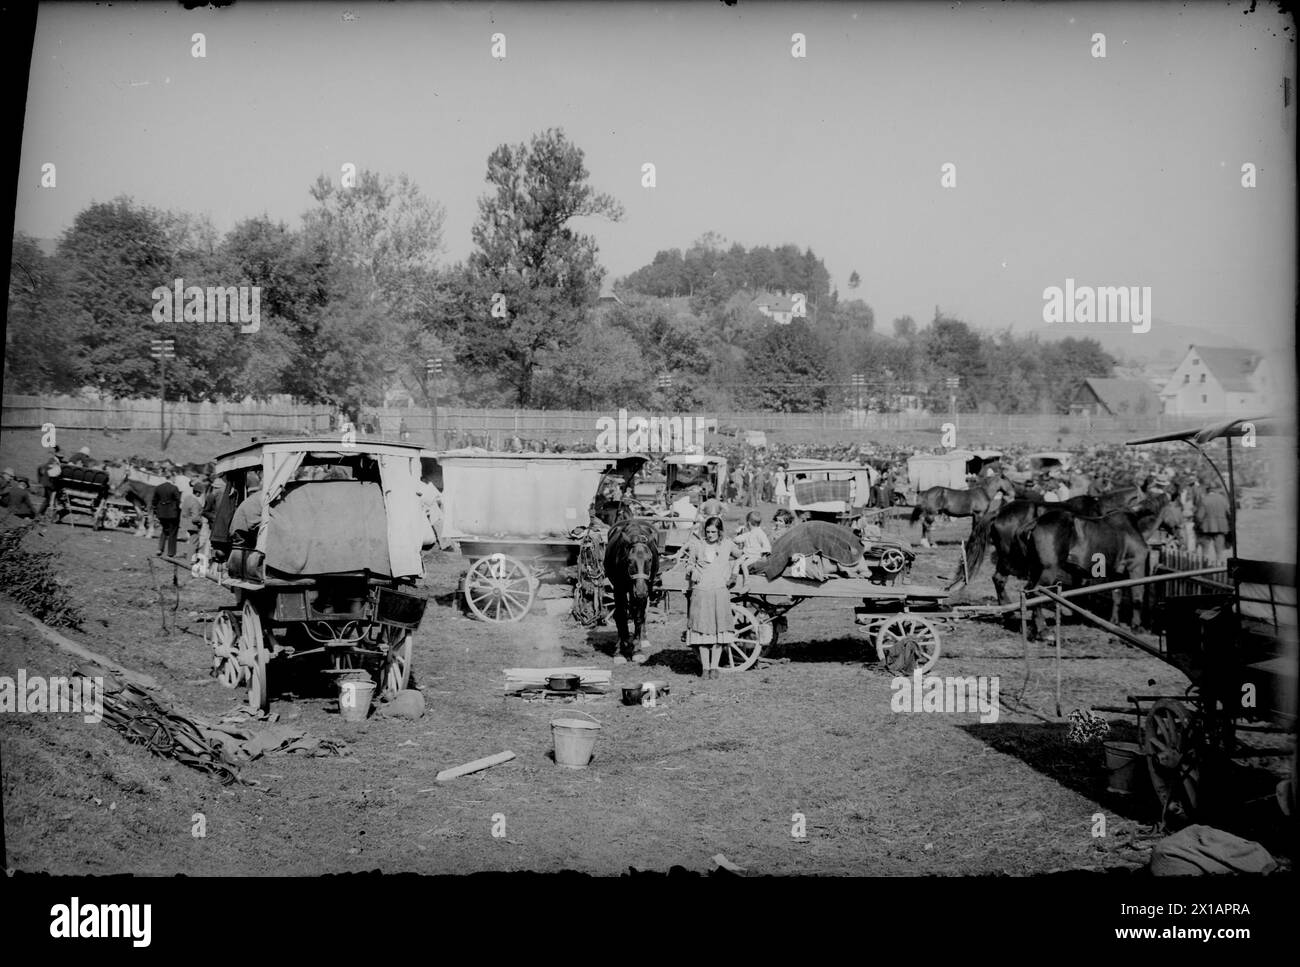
[
  {"x1": 1191, "y1": 346, "x2": 1262, "y2": 393},
  {"x1": 753, "y1": 292, "x2": 796, "y2": 311},
  {"x1": 1078, "y1": 378, "x2": 1161, "y2": 415}
]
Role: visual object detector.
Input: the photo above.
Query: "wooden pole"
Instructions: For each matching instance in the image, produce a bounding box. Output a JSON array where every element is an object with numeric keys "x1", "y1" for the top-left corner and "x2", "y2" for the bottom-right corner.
[
  {"x1": 952, "y1": 566, "x2": 1225, "y2": 616},
  {"x1": 434, "y1": 750, "x2": 516, "y2": 782},
  {"x1": 1053, "y1": 587, "x2": 1063, "y2": 717},
  {"x1": 1034, "y1": 586, "x2": 1165, "y2": 659}
]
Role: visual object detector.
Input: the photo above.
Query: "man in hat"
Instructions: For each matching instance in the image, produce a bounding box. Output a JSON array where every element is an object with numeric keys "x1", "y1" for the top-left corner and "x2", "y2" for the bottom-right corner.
[
  {"x1": 230, "y1": 472, "x2": 263, "y2": 550},
  {"x1": 68, "y1": 445, "x2": 93, "y2": 468},
  {"x1": 36, "y1": 447, "x2": 62, "y2": 519},
  {"x1": 0, "y1": 468, "x2": 38, "y2": 518},
  {"x1": 1194, "y1": 483, "x2": 1231, "y2": 564},
  {"x1": 151, "y1": 474, "x2": 182, "y2": 557},
  {"x1": 181, "y1": 479, "x2": 206, "y2": 563}
]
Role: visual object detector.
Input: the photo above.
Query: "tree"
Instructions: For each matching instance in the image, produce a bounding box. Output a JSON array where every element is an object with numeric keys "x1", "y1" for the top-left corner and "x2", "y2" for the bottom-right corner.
[
  {"x1": 848, "y1": 270, "x2": 861, "y2": 290},
  {"x1": 893, "y1": 315, "x2": 917, "y2": 340},
  {"x1": 57, "y1": 197, "x2": 177, "y2": 397},
  {"x1": 737, "y1": 322, "x2": 835, "y2": 411},
  {"x1": 5, "y1": 234, "x2": 82, "y2": 393},
  {"x1": 461, "y1": 128, "x2": 624, "y2": 405}
]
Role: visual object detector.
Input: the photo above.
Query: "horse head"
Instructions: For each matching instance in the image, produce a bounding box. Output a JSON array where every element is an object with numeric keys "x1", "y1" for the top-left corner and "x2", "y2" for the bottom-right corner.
[{"x1": 611, "y1": 520, "x2": 659, "y2": 601}]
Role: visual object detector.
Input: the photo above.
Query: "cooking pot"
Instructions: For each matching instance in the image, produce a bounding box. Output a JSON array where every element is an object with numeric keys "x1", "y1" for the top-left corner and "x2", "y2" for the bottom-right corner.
[
  {"x1": 548, "y1": 673, "x2": 581, "y2": 692},
  {"x1": 622, "y1": 685, "x2": 645, "y2": 705}
]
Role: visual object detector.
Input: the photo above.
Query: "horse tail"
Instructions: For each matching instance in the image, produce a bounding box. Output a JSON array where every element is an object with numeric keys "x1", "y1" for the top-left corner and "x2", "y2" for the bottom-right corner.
[
  {"x1": 955, "y1": 508, "x2": 995, "y2": 585},
  {"x1": 910, "y1": 502, "x2": 925, "y2": 524}
]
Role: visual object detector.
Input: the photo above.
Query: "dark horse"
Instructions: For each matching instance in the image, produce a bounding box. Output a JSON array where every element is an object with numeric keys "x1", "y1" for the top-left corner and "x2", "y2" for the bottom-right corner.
[
  {"x1": 910, "y1": 472, "x2": 1016, "y2": 546},
  {"x1": 956, "y1": 499, "x2": 1158, "y2": 637},
  {"x1": 1060, "y1": 486, "x2": 1144, "y2": 517},
  {"x1": 603, "y1": 518, "x2": 661, "y2": 663}
]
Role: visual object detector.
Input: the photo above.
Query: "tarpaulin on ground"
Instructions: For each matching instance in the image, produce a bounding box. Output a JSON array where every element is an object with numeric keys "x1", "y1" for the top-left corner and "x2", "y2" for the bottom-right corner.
[
  {"x1": 264, "y1": 480, "x2": 391, "y2": 576},
  {"x1": 792, "y1": 479, "x2": 851, "y2": 506},
  {"x1": 763, "y1": 521, "x2": 864, "y2": 581}
]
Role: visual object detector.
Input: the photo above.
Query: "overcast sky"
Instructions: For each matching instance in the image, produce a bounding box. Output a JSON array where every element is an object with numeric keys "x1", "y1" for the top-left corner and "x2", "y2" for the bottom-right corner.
[{"x1": 14, "y1": 0, "x2": 1297, "y2": 355}]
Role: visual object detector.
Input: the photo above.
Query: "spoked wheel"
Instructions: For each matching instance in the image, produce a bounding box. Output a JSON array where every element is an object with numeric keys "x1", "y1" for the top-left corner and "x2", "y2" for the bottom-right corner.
[
  {"x1": 879, "y1": 548, "x2": 907, "y2": 573},
  {"x1": 464, "y1": 554, "x2": 536, "y2": 622},
  {"x1": 717, "y1": 604, "x2": 764, "y2": 672},
  {"x1": 1143, "y1": 698, "x2": 1201, "y2": 825},
  {"x1": 601, "y1": 581, "x2": 617, "y2": 624},
  {"x1": 209, "y1": 610, "x2": 243, "y2": 688},
  {"x1": 377, "y1": 626, "x2": 413, "y2": 700},
  {"x1": 875, "y1": 614, "x2": 941, "y2": 675},
  {"x1": 241, "y1": 600, "x2": 269, "y2": 713}
]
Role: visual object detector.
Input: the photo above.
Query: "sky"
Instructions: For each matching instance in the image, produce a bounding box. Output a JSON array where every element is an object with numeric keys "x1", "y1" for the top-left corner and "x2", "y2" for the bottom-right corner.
[{"x1": 13, "y1": 0, "x2": 1298, "y2": 358}]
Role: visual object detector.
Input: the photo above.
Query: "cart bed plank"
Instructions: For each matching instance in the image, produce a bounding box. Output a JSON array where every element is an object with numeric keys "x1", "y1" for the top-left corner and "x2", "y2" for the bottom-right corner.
[{"x1": 659, "y1": 568, "x2": 947, "y2": 602}]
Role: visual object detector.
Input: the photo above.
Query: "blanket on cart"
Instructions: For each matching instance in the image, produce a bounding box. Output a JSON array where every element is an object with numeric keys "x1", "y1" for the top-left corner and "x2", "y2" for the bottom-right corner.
[
  {"x1": 792, "y1": 479, "x2": 851, "y2": 505},
  {"x1": 763, "y1": 521, "x2": 864, "y2": 581},
  {"x1": 265, "y1": 481, "x2": 391, "y2": 576}
]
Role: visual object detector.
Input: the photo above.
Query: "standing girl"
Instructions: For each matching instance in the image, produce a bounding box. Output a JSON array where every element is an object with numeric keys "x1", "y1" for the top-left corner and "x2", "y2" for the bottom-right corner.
[{"x1": 682, "y1": 515, "x2": 742, "y2": 678}]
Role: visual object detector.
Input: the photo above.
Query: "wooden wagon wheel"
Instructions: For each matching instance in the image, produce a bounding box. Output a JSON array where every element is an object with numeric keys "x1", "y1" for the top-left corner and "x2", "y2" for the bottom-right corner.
[
  {"x1": 875, "y1": 614, "x2": 941, "y2": 675},
  {"x1": 209, "y1": 610, "x2": 243, "y2": 689},
  {"x1": 717, "y1": 603, "x2": 764, "y2": 673},
  {"x1": 91, "y1": 499, "x2": 108, "y2": 531},
  {"x1": 879, "y1": 547, "x2": 908, "y2": 574},
  {"x1": 601, "y1": 580, "x2": 617, "y2": 623},
  {"x1": 464, "y1": 553, "x2": 536, "y2": 622},
  {"x1": 377, "y1": 626, "x2": 414, "y2": 700},
  {"x1": 1142, "y1": 698, "x2": 1201, "y2": 823},
  {"x1": 241, "y1": 600, "x2": 269, "y2": 712}
]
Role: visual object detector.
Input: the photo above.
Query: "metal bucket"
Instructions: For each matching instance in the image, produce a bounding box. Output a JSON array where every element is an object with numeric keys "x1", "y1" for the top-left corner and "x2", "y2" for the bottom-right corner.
[
  {"x1": 551, "y1": 710, "x2": 600, "y2": 768},
  {"x1": 1103, "y1": 740, "x2": 1142, "y2": 794},
  {"x1": 338, "y1": 680, "x2": 375, "y2": 722}
]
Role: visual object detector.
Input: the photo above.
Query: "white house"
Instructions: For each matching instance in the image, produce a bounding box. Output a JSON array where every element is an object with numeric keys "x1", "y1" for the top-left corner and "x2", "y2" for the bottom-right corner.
[
  {"x1": 753, "y1": 292, "x2": 798, "y2": 325},
  {"x1": 1159, "y1": 345, "x2": 1280, "y2": 416}
]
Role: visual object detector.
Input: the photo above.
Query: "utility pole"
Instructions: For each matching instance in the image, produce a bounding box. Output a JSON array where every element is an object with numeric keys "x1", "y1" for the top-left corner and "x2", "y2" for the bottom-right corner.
[
  {"x1": 852, "y1": 373, "x2": 865, "y2": 413},
  {"x1": 426, "y1": 357, "x2": 443, "y2": 442},
  {"x1": 150, "y1": 338, "x2": 175, "y2": 451},
  {"x1": 945, "y1": 375, "x2": 961, "y2": 436}
]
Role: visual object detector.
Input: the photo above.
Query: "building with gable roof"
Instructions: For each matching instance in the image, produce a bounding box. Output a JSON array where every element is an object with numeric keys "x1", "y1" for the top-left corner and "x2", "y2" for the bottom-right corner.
[
  {"x1": 1069, "y1": 378, "x2": 1162, "y2": 417},
  {"x1": 1159, "y1": 345, "x2": 1281, "y2": 415}
]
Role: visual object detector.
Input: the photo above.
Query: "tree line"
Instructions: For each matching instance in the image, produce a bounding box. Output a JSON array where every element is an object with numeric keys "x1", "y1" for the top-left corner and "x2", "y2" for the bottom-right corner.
[{"x1": 5, "y1": 127, "x2": 1116, "y2": 417}]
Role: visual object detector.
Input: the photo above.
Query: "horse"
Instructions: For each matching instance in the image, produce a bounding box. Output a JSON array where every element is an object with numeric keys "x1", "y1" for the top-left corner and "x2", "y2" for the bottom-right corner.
[
  {"x1": 910, "y1": 472, "x2": 1016, "y2": 546},
  {"x1": 603, "y1": 518, "x2": 661, "y2": 664},
  {"x1": 115, "y1": 478, "x2": 157, "y2": 537},
  {"x1": 1060, "y1": 486, "x2": 1144, "y2": 517},
  {"x1": 1021, "y1": 507, "x2": 1155, "y2": 635},
  {"x1": 957, "y1": 500, "x2": 1158, "y2": 637}
]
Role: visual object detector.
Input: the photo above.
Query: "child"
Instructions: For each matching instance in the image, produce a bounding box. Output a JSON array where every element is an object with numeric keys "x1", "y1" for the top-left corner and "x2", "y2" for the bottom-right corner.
[{"x1": 736, "y1": 511, "x2": 772, "y2": 569}]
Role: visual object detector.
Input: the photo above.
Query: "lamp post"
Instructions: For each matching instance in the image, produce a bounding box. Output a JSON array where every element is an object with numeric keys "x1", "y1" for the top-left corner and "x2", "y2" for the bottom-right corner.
[{"x1": 150, "y1": 338, "x2": 175, "y2": 451}]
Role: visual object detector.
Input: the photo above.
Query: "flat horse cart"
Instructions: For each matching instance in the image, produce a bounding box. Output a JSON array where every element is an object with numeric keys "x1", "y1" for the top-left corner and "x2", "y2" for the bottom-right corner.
[
  {"x1": 1113, "y1": 417, "x2": 1297, "y2": 825},
  {"x1": 48, "y1": 465, "x2": 140, "y2": 530},
  {"x1": 657, "y1": 565, "x2": 954, "y2": 674},
  {"x1": 429, "y1": 451, "x2": 650, "y2": 623},
  {"x1": 201, "y1": 439, "x2": 435, "y2": 712}
]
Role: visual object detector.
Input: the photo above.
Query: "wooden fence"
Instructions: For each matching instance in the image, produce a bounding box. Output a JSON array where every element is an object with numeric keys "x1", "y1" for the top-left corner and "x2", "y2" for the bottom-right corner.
[{"x1": 2, "y1": 394, "x2": 1211, "y2": 446}]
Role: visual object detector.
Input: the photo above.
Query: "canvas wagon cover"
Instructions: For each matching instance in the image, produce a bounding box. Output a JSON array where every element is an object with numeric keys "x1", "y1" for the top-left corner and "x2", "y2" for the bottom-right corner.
[
  {"x1": 438, "y1": 456, "x2": 611, "y2": 540},
  {"x1": 907, "y1": 452, "x2": 970, "y2": 492},
  {"x1": 264, "y1": 480, "x2": 391, "y2": 576}
]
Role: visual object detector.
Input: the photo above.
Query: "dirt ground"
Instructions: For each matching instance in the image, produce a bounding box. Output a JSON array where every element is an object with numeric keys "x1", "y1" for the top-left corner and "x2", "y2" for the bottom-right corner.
[{"x1": 2, "y1": 485, "x2": 1293, "y2": 876}]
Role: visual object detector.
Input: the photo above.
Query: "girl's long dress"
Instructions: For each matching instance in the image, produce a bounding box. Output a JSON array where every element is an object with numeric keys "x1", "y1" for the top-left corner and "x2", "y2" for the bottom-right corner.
[{"x1": 684, "y1": 537, "x2": 737, "y2": 645}]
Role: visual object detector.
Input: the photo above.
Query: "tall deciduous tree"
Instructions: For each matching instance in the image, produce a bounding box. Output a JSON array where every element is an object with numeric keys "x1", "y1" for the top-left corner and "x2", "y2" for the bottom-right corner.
[
  {"x1": 58, "y1": 196, "x2": 179, "y2": 398},
  {"x1": 461, "y1": 128, "x2": 624, "y2": 405},
  {"x1": 738, "y1": 322, "x2": 835, "y2": 411}
]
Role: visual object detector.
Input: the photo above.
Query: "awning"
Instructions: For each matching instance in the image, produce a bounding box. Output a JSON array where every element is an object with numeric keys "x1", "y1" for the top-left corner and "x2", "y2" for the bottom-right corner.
[{"x1": 1126, "y1": 416, "x2": 1290, "y2": 447}]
